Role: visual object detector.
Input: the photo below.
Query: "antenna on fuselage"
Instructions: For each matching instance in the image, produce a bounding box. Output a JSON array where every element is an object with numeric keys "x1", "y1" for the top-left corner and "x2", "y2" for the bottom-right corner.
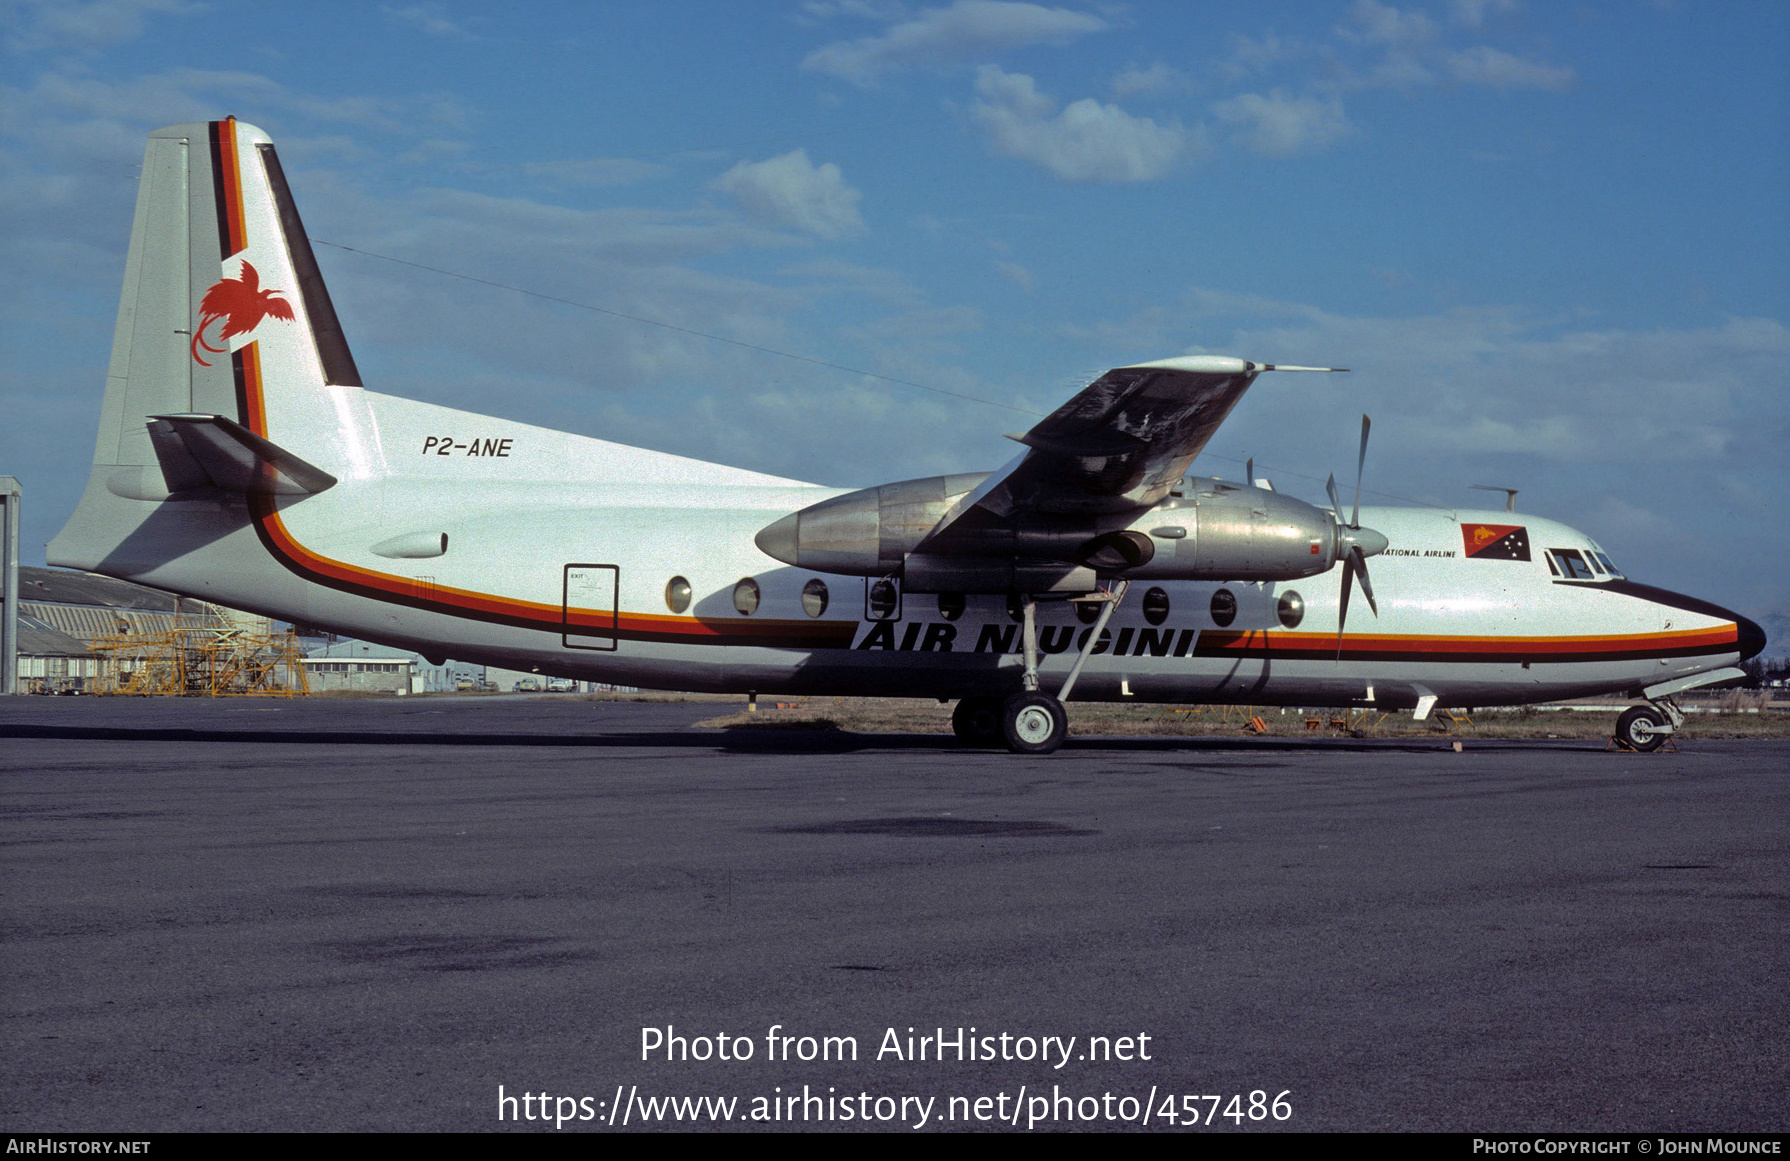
[{"x1": 1470, "y1": 485, "x2": 1518, "y2": 513}]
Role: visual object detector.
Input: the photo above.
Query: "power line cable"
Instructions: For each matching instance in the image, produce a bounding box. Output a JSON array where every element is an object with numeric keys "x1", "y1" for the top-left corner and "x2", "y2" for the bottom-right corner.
[
  {"x1": 311, "y1": 238, "x2": 1038, "y2": 417},
  {"x1": 310, "y1": 238, "x2": 1446, "y2": 507}
]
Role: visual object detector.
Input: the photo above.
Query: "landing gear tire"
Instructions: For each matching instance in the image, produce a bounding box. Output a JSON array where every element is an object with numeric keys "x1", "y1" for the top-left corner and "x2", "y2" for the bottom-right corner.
[
  {"x1": 1001, "y1": 691, "x2": 1068, "y2": 755},
  {"x1": 952, "y1": 696, "x2": 1003, "y2": 746},
  {"x1": 1615, "y1": 705, "x2": 1668, "y2": 752}
]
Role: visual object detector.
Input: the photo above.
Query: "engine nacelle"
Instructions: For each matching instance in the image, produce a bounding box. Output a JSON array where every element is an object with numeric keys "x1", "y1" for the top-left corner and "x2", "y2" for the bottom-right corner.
[
  {"x1": 755, "y1": 474, "x2": 1383, "y2": 589},
  {"x1": 753, "y1": 473, "x2": 989, "y2": 575},
  {"x1": 1122, "y1": 478, "x2": 1348, "y2": 582}
]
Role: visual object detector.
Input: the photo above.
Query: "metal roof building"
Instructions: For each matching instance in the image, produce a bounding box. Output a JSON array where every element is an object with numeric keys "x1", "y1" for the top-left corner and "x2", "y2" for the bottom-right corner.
[{"x1": 12, "y1": 566, "x2": 282, "y2": 695}]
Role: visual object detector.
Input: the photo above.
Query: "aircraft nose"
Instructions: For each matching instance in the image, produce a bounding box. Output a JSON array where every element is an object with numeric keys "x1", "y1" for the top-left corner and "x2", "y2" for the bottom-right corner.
[{"x1": 1734, "y1": 611, "x2": 1766, "y2": 662}]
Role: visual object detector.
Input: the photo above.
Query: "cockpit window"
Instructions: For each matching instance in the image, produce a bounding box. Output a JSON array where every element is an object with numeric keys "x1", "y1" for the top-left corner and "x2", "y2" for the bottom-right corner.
[
  {"x1": 1592, "y1": 550, "x2": 1624, "y2": 579},
  {"x1": 1547, "y1": 548, "x2": 1595, "y2": 580}
]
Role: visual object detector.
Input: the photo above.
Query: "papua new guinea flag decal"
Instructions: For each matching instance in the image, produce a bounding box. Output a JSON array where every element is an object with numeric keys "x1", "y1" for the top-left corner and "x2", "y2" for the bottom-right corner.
[{"x1": 1462, "y1": 522, "x2": 1531, "y2": 560}]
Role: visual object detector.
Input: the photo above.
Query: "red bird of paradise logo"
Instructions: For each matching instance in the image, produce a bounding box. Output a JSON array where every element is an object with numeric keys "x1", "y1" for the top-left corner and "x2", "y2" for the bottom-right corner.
[{"x1": 191, "y1": 261, "x2": 295, "y2": 366}]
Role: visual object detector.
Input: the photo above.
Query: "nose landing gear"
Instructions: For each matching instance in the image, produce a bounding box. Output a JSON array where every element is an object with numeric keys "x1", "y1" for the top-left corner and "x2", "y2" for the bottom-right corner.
[{"x1": 1614, "y1": 699, "x2": 1682, "y2": 752}]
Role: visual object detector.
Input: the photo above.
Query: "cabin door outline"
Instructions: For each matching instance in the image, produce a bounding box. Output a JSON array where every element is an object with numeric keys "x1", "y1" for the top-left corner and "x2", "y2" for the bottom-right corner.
[{"x1": 563, "y1": 564, "x2": 619, "y2": 651}]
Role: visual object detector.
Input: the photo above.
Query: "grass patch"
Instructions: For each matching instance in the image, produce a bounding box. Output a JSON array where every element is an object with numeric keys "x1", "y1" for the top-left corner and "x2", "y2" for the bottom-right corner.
[{"x1": 694, "y1": 713, "x2": 842, "y2": 731}]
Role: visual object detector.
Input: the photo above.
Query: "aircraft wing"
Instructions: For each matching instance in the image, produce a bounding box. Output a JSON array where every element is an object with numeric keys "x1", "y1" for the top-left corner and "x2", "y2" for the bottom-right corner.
[{"x1": 919, "y1": 356, "x2": 1270, "y2": 549}]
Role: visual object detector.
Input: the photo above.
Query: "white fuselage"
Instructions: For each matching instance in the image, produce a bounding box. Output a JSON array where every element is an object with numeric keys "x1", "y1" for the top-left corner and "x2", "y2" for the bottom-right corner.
[
  {"x1": 47, "y1": 117, "x2": 1757, "y2": 714},
  {"x1": 56, "y1": 386, "x2": 1750, "y2": 713}
]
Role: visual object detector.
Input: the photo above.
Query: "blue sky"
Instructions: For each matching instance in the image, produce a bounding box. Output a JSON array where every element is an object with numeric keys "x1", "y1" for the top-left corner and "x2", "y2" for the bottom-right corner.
[{"x1": 3, "y1": 0, "x2": 1787, "y2": 646}]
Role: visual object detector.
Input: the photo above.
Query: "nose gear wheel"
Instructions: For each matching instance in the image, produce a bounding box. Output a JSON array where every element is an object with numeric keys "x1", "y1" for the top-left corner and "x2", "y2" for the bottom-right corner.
[{"x1": 1614, "y1": 705, "x2": 1669, "y2": 752}]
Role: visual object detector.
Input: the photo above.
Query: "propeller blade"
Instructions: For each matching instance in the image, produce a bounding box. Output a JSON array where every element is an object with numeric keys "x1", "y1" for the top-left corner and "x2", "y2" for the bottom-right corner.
[
  {"x1": 1352, "y1": 414, "x2": 1370, "y2": 528},
  {"x1": 1350, "y1": 544, "x2": 1378, "y2": 617},
  {"x1": 1326, "y1": 472, "x2": 1343, "y2": 524},
  {"x1": 1246, "y1": 457, "x2": 1254, "y2": 487},
  {"x1": 1336, "y1": 557, "x2": 1354, "y2": 659}
]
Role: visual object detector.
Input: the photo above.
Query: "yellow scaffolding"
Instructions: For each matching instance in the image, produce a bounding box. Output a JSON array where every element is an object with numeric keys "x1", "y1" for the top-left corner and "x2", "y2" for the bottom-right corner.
[{"x1": 87, "y1": 622, "x2": 311, "y2": 697}]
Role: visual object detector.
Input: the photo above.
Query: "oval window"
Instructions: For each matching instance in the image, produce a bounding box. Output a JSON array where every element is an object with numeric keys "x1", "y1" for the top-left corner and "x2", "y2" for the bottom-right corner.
[
  {"x1": 1210, "y1": 588, "x2": 1237, "y2": 628},
  {"x1": 665, "y1": 576, "x2": 691, "y2": 614},
  {"x1": 801, "y1": 578, "x2": 829, "y2": 618},
  {"x1": 1277, "y1": 590, "x2": 1304, "y2": 629},
  {"x1": 732, "y1": 577, "x2": 760, "y2": 616},
  {"x1": 937, "y1": 591, "x2": 965, "y2": 621},
  {"x1": 868, "y1": 579, "x2": 899, "y2": 621},
  {"x1": 1142, "y1": 587, "x2": 1171, "y2": 625}
]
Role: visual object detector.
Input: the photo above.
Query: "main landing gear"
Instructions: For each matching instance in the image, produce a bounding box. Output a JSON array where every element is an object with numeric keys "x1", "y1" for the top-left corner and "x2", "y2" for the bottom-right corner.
[
  {"x1": 950, "y1": 693, "x2": 1069, "y2": 753},
  {"x1": 952, "y1": 583, "x2": 1131, "y2": 755},
  {"x1": 951, "y1": 696, "x2": 1003, "y2": 746},
  {"x1": 1001, "y1": 691, "x2": 1069, "y2": 754}
]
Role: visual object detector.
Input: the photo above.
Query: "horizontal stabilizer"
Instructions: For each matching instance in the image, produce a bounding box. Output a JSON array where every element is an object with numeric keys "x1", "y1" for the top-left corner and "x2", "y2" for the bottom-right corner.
[{"x1": 148, "y1": 414, "x2": 337, "y2": 495}]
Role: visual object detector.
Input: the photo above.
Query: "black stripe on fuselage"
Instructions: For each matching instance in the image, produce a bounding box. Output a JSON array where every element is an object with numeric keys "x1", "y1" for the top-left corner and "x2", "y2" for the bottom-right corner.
[
  {"x1": 1559, "y1": 578, "x2": 1746, "y2": 623},
  {"x1": 1197, "y1": 641, "x2": 1736, "y2": 665}
]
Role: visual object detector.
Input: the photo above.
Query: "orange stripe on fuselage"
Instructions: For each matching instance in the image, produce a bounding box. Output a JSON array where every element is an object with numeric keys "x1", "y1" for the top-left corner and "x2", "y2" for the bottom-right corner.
[{"x1": 1200, "y1": 624, "x2": 1739, "y2": 658}]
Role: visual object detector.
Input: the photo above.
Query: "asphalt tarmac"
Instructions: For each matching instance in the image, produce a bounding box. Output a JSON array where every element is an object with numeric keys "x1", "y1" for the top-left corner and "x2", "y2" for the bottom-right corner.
[{"x1": 2, "y1": 696, "x2": 1786, "y2": 1133}]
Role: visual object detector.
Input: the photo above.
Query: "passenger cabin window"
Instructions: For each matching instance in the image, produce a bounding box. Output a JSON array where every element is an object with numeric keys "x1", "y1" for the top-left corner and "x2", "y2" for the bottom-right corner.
[
  {"x1": 867, "y1": 579, "x2": 900, "y2": 621},
  {"x1": 1547, "y1": 549, "x2": 1595, "y2": 580}
]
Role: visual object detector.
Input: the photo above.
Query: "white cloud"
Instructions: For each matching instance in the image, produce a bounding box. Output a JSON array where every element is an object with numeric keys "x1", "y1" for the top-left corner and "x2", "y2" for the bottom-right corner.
[
  {"x1": 1448, "y1": 0, "x2": 1520, "y2": 29},
  {"x1": 1218, "y1": 30, "x2": 1304, "y2": 81},
  {"x1": 3, "y1": 0, "x2": 195, "y2": 53},
  {"x1": 523, "y1": 158, "x2": 668, "y2": 188},
  {"x1": 1315, "y1": 0, "x2": 1571, "y2": 93},
  {"x1": 800, "y1": 0, "x2": 906, "y2": 20},
  {"x1": 10, "y1": 66, "x2": 466, "y2": 135},
  {"x1": 801, "y1": 0, "x2": 1106, "y2": 86},
  {"x1": 1091, "y1": 287, "x2": 1788, "y2": 474},
  {"x1": 1338, "y1": 0, "x2": 1439, "y2": 48},
  {"x1": 1070, "y1": 288, "x2": 1789, "y2": 611},
  {"x1": 713, "y1": 150, "x2": 865, "y2": 240},
  {"x1": 995, "y1": 260, "x2": 1035, "y2": 290},
  {"x1": 1213, "y1": 89, "x2": 1353, "y2": 157},
  {"x1": 1111, "y1": 62, "x2": 1191, "y2": 98},
  {"x1": 970, "y1": 65, "x2": 1196, "y2": 182},
  {"x1": 1447, "y1": 46, "x2": 1573, "y2": 91},
  {"x1": 380, "y1": 4, "x2": 474, "y2": 39}
]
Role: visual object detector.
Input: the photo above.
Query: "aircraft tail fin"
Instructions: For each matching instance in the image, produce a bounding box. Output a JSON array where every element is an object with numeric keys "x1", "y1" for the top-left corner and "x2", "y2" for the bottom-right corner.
[{"x1": 51, "y1": 118, "x2": 366, "y2": 569}]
